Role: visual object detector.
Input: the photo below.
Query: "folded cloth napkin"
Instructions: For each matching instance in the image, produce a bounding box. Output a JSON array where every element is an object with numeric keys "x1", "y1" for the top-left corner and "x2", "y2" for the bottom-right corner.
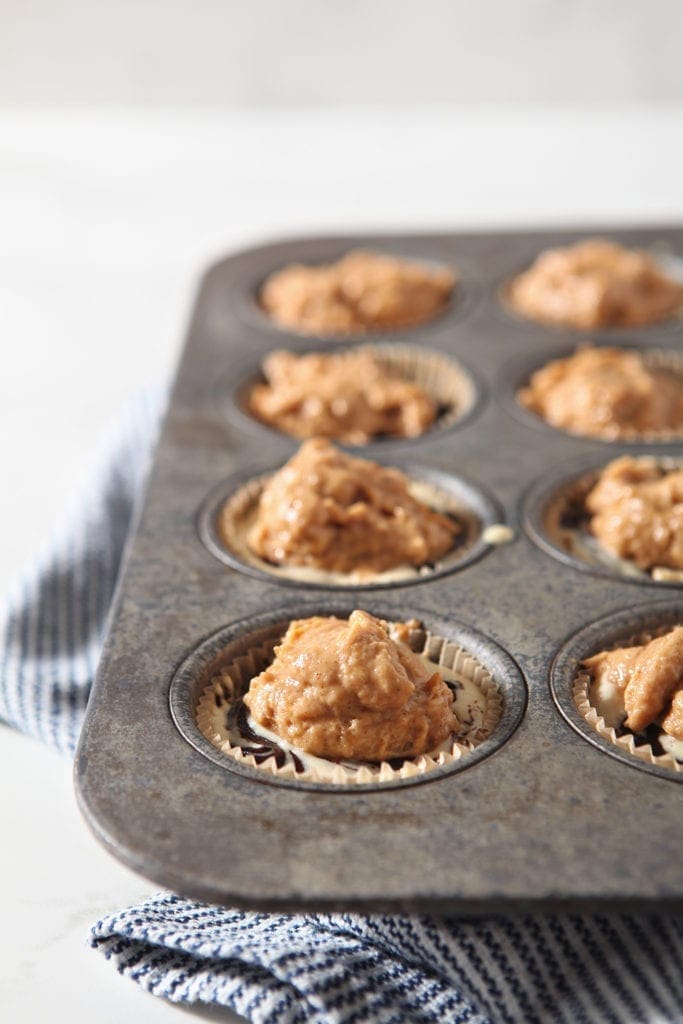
[{"x1": 1, "y1": 397, "x2": 681, "y2": 1024}]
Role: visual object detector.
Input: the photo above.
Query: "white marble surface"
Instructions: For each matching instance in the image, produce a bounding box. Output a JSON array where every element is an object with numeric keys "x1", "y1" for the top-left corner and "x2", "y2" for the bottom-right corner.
[{"x1": 1, "y1": 106, "x2": 682, "y2": 1020}]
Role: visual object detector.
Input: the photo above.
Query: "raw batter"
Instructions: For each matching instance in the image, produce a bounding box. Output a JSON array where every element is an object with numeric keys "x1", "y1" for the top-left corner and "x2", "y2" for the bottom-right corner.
[
  {"x1": 248, "y1": 348, "x2": 437, "y2": 443},
  {"x1": 243, "y1": 610, "x2": 458, "y2": 762},
  {"x1": 509, "y1": 239, "x2": 683, "y2": 329},
  {"x1": 260, "y1": 249, "x2": 455, "y2": 334},
  {"x1": 246, "y1": 438, "x2": 458, "y2": 576},
  {"x1": 518, "y1": 345, "x2": 683, "y2": 440}
]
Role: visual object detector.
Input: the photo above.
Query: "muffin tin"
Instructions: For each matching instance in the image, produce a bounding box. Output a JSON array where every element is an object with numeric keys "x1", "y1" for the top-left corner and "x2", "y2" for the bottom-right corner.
[{"x1": 75, "y1": 228, "x2": 683, "y2": 914}]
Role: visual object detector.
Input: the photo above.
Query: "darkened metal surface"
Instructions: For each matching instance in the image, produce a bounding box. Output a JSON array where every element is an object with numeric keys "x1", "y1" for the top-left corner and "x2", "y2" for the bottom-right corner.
[{"x1": 75, "y1": 227, "x2": 683, "y2": 914}]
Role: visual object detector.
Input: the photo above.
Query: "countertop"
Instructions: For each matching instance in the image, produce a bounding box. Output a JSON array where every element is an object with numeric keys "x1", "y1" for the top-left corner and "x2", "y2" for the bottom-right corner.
[{"x1": 1, "y1": 106, "x2": 682, "y2": 1021}]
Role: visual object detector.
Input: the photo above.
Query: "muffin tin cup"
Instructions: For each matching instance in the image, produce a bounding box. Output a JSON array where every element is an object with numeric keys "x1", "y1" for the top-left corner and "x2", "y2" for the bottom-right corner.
[
  {"x1": 500, "y1": 341, "x2": 683, "y2": 445},
  {"x1": 219, "y1": 341, "x2": 484, "y2": 450},
  {"x1": 198, "y1": 460, "x2": 506, "y2": 590},
  {"x1": 550, "y1": 600, "x2": 683, "y2": 781},
  {"x1": 522, "y1": 453, "x2": 683, "y2": 588},
  {"x1": 169, "y1": 602, "x2": 527, "y2": 793},
  {"x1": 227, "y1": 241, "x2": 481, "y2": 343},
  {"x1": 495, "y1": 246, "x2": 683, "y2": 341}
]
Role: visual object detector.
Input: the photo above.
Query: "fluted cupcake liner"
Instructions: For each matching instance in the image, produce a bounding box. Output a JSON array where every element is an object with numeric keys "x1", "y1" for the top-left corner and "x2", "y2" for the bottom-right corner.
[
  {"x1": 573, "y1": 626, "x2": 683, "y2": 774},
  {"x1": 196, "y1": 621, "x2": 502, "y2": 786}
]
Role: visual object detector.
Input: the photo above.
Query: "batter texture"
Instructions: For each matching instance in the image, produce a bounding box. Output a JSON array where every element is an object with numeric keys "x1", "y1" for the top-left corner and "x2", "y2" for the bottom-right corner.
[
  {"x1": 246, "y1": 439, "x2": 458, "y2": 576},
  {"x1": 248, "y1": 348, "x2": 437, "y2": 443},
  {"x1": 584, "y1": 626, "x2": 683, "y2": 740},
  {"x1": 518, "y1": 345, "x2": 683, "y2": 440},
  {"x1": 509, "y1": 239, "x2": 683, "y2": 330},
  {"x1": 243, "y1": 610, "x2": 458, "y2": 762},
  {"x1": 260, "y1": 249, "x2": 455, "y2": 335},
  {"x1": 586, "y1": 457, "x2": 683, "y2": 571}
]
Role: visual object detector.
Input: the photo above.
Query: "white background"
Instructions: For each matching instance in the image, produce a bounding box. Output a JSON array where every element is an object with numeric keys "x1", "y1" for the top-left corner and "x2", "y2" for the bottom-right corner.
[
  {"x1": 2, "y1": 0, "x2": 683, "y2": 105},
  {"x1": 1, "y1": 3, "x2": 683, "y2": 1021}
]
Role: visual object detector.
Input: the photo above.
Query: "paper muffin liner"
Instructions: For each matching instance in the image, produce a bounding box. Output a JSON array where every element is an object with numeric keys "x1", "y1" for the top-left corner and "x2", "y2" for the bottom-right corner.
[
  {"x1": 246, "y1": 342, "x2": 477, "y2": 442},
  {"x1": 215, "y1": 472, "x2": 480, "y2": 587},
  {"x1": 518, "y1": 347, "x2": 683, "y2": 443},
  {"x1": 195, "y1": 621, "x2": 503, "y2": 785},
  {"x1": 573, "y1": 625, "x2": 683, "y2": 774},
  {"x1": 544, "y1": 455, "x2": 683, "y2": 584},
  {"x1": 362, "y1": 344, "x2": 476, "y2": 433}
]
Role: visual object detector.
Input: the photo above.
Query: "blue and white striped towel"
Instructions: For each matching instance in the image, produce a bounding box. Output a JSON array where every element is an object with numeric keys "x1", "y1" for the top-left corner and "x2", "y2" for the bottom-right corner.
[{"x1": 1, "y1": 396, "x2": 681, "y2": 1024}]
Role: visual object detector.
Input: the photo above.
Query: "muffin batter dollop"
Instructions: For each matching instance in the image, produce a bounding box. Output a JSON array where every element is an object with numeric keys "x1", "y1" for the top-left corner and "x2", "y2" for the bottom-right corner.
[
  {"x1": 518, "y1": 345, "x2": 683, "y2": 440},
  {"x1": 246, "y1": 438, "x2": 458, "y2": 576},
  {"x1": 585, "y1": 457, "x2": 683, "y2": 571},
  {"x1": 584, "y1": 627, "x2": 683, "y2": 742},
  {"x1": 248, "y1": 348, "x2": 437, "y2": 443},
  {"x1": 509, "y1": 239, "x2": 683, "y2": 330},
  {"x1": 260, "y1": 249, "x2": 456, "y2": 335},
  {"x1": 243, "y1": 610, "x2": 458, "y2": 762}
]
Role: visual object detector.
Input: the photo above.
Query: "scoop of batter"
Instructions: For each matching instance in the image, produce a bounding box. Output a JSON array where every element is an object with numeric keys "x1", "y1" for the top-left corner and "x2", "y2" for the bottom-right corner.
[
  {"x1": 585, "y1": 456, "x2": 683, "y2": 570},
  {"x1": 248, "y1": 348, "x2": 437, "y2": 443},
  {"x1": 509, "y1": 239, "x2": 683, "y2": 329},
  {"x1": 260, "y1": 249, "x2": 455, "y2": 335},
  {"x1": 243, "y1": 610, "x2": 458, "y2": 762},
  {"x1": 584, "y1": 626, "x2": 683, "y2": 739},
  {"x1": 518, "y1": 345, "x2": 683, "y2": 440},
  {"x1": 246, "y1": 438, "x2": 458, "y2": 576}
]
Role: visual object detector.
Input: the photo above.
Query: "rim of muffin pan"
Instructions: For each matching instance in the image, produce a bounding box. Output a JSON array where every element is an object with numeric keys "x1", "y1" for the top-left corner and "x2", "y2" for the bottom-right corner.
[
  {"x1": 550, "y1": 599, "x2": 683, "y2": 782},
  {"x1": 217, "y1": 340, "x2": 486, "y2": 450},
  {"x1": 521, "y1": 453, "x2": 683, "y2": 589},
  {"x1": 228, "y1": 247, "x2": 480, "y2": 342},
  {"x1": 499, "y1": 339, "x2": 683, "y2": 446},
  {"x1": 169, "y1": 601, "x2": 528, "y2": 793},
  {"x1": 197, "y1": 458, "x2": 506, "y2": 590},
  {"x1": 495, "y1": 243, "x2": 683, "y2": 340}
]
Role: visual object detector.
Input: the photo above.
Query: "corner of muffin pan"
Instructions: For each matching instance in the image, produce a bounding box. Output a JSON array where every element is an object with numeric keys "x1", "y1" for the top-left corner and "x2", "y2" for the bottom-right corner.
[
  {"x1": 197, "y1": 457, "x2": 506, "y2": 590},
  {"x1": 497, "y1": 338, "x2": 683, "y2": 445},
  {"x1": 215, "y1": 339, "x2": 486, "y2": 450},
  {"x1": 521, "y1": 452, "x2": 683, "y2": 589},
  {"x1": 550, "y1": 599, "x2": 683, "y2": 782},
  {"x1": 494, "y1": 242, "x2": 683, "y2": 342},
  {"x1": 226, "y1": 243, "x2": 481, "y2": 343},
  {"x1": 168, "y1": 601, "x2": 528, "y2": 793}
]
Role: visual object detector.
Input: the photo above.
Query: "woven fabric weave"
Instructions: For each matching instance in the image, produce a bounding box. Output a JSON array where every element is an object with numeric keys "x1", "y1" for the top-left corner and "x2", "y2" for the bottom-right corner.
[{"x1": 1, "y1": 397, "x2": 681, "y2": 1024}]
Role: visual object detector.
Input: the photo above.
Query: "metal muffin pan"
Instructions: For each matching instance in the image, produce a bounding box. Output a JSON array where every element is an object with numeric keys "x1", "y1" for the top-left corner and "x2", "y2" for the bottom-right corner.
[{"x1": 75, "y1": 228, "x2": 683, "y2": 914}]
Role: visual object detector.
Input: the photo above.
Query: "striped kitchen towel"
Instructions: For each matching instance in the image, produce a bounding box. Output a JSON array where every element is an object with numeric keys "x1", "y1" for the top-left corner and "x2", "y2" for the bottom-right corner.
[{"x1": 1, "y1": 396, "x2": 682, "y2": 1024}]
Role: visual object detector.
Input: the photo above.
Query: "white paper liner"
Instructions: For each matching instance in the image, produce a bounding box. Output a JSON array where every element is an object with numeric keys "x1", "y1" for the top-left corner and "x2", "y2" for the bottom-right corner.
[
  {"x1": 544, "y1": 455, "x2": 683, "y2": 583},
  {"x1": 573, "y1": 627, "x2": 683, "y2": 774},
  {"x1": 247, "y1": 343, "x2": 477, "y2": 442},
  {"x1": 216, "y1": 473, "x2": 480, "y2": 586},
  {"x1": 196, "y1": 623, "x2": 503, "y2": 785},
  {"x1": 518, "y1": 348, "x2": 683, "y2": 443}
]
